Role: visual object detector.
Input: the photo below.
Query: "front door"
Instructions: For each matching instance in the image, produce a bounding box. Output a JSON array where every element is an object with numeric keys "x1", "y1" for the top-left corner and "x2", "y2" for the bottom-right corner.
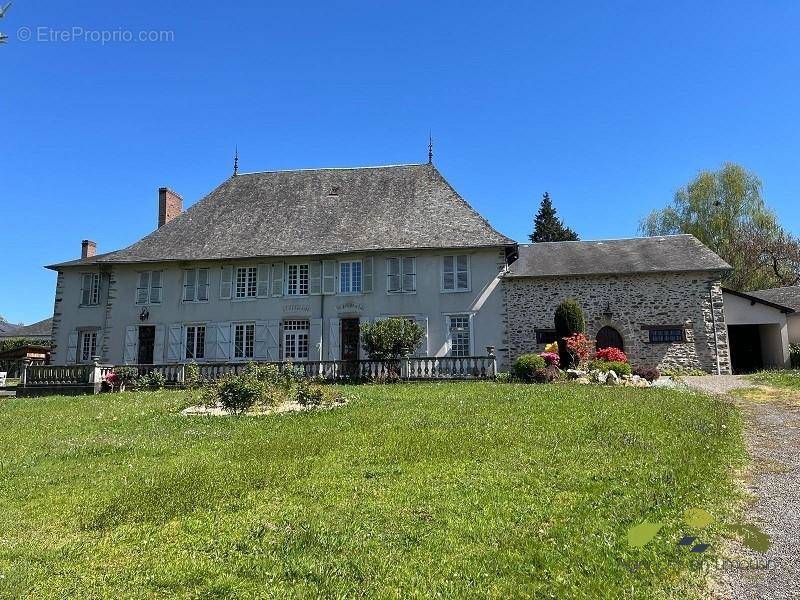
[
  {"x1": 596, "y1": 326, "x2": 624, "y2": 351},
  {"x1": 341, "y1": 318, "x2": 360, "y2": 361},
  {"x1": 137, "y1": 325, "x2": 156, "y2": 364}
]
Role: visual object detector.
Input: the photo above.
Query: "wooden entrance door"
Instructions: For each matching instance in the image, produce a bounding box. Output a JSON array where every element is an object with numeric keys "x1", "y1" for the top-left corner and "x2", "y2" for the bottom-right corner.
[
  {"x1": 137, "y1": 326, "x2": 155, "y2": 364},
  {"x1": 596, "y1": 326, "x2": 624, "y2": 351},
  {"x1": 340, "y1": 318, "x2": 360, "y2": 378},
  {"x1": 341, "y1": 318, "x2": 360, "y2": 361}
]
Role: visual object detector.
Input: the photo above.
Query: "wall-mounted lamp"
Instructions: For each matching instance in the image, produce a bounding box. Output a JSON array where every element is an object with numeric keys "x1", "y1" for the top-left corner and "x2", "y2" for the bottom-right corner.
[
  {"x1": 139, "y1": 307, "x2": 150, "y2": 321},
  {"x1": 603, "y1": 302, "x2": 613, "y2": 319}
]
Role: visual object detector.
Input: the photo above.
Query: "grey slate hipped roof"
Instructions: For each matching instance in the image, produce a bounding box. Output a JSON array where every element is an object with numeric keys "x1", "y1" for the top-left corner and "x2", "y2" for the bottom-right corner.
[
  {"x1": 748, "y1": 286, "x2": 800, "y2": 312},
  {"x1": 48, "y1": 164, "x2": 513, "y2": 268},
  {"x1": 505, "y1": 235, "x2": 731, "y2": 278}
]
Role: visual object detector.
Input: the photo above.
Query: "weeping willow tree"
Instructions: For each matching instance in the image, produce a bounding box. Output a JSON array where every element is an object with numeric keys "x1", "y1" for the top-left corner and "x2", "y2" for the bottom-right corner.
[{"x1": 640, "y1": 163, "x2": 798, "y2": 290}]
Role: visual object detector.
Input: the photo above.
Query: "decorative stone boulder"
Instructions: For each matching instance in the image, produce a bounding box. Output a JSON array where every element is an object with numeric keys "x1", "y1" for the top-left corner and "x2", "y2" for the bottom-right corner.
[
  {"x1": 606, "y1": 370, "x2": 621, "y2": 385},
  {"x1": 566, "y1": 369, "x2": 588, "y2": 380}
]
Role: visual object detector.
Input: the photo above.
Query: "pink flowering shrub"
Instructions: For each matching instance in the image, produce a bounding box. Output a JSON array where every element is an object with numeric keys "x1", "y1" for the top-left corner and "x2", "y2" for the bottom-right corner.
[
  {"x1": 563, "y1": 333, "x2": 594, "y2": 368},
  {"x1": 539, "y1": 352, "x2": 560, "y2": 367},
  {"x1": 595, "y1": 347, "x2": 628, "y2": 363}
]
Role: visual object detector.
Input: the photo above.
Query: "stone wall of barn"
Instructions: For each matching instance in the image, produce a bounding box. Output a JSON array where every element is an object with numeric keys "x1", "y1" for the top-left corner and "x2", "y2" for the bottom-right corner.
[{"x1": 501, "y1": 271, "x2": 732, "y2": 374}]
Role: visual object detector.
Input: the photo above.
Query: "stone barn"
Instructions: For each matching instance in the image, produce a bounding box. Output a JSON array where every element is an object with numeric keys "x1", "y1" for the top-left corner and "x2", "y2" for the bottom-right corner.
[{"x1": 501, "y1": 235, "x2": 732, "y2": 374}]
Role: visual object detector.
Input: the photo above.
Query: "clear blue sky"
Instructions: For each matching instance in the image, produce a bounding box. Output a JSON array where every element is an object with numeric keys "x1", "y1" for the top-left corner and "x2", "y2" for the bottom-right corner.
[{"x1": 3, "y1": 1, "x2": 799, "y2": 324}]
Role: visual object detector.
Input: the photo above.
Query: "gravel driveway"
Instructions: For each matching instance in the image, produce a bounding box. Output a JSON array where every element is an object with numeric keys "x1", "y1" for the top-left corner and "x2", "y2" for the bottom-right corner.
[{"x1": 684, "y1": 377, "x2": 800, "y2": 599}]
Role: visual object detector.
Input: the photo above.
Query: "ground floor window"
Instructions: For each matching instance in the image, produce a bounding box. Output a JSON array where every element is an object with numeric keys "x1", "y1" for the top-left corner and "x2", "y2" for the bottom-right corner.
[
  {"x1": 648, "y1": 327, "x2": 685, "y2": 343},
  {"x1": 536, "y1": 329, "x2": 558, "y2": 345},
  {"x1": 447, "y1": 314, "x2": 471, "y2": 357},
  {"x1": 80, "y1": 331, "x2": 97, "y2": 362},
  {"x1": 283, "y1": 320, "x2": 309, "y2": 361},
  {"x1": 234, "y1": 323, "x2": 255, "y2": 359},
  {"x1": 185, "y1": 325, "x2": 206, "y2": 360}
]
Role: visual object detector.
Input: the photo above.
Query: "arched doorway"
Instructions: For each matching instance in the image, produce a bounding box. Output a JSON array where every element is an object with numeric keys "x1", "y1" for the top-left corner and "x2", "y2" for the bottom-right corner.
[{"x1": 596, "y1": 326, "x2": 624, "y2": 351}]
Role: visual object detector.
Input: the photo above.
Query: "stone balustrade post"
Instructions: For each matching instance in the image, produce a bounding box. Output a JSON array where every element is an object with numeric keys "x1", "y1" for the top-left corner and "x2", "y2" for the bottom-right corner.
[
  {"x1": 21, "y1": 357, "x2": 32, "y2": 388},
  {"x1": 486, "y1": 346, "x2": 497, "y2": 377}
]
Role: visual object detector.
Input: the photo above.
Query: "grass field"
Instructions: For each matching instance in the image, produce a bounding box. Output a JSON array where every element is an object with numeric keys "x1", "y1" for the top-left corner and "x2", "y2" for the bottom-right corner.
[
  {"x1": 749, "y1": 369, "x2": 800, "y2": 390},
  {"x1": 0, "y1": 383, "x2": 744, "y2": 599}
]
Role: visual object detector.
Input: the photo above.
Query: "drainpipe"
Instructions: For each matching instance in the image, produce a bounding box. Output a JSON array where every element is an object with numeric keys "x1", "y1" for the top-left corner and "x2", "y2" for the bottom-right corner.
[
  {"x1": 319, "y1": 288, "x2": 325, "y2": 369},
  {"x1": 709, "y1": 284, "x2": 721, "y2": 375}
]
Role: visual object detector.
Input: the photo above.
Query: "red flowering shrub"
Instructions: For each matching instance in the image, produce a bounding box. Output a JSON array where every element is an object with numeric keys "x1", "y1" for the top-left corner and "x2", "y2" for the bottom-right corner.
[
  {"x1": 595, "y1": 347, "x2": 628, "y2": 363},
  {"x1": 563, "y1": 333, "x2": 594, "y2": 368}
]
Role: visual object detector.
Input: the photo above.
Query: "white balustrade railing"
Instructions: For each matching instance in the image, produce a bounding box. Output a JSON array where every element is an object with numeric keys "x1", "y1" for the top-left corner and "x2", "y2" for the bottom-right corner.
[{"x1": 19, "y1": 355, "x2": 497, "y2": 393}]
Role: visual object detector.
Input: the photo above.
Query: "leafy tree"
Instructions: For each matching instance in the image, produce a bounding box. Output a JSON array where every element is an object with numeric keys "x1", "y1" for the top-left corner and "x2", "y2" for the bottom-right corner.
[
  {"x1": 361, "y1": 318, "x2": 425, "y2": 360},
  {"x1": 639, "y1": 163, "x2": 799, "y2": 290},
  {"x1": 529, "y1": 192, "x2": 579, "y2": 243}
]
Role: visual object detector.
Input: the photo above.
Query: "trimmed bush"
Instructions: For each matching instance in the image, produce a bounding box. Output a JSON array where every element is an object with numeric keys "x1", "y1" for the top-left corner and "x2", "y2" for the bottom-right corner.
[
  {"x1": 633, "y1": 366, "x2": 661, "y2": 382},
  {"x1": 361, "y1": 318, "x2": 425, "y2": 360},
  {"x1": 555, "y1": 300, "x2": 585, "y2": 368},
  {"x1": 791, "y1": 344, "x2": 800, "y2": 369},
  {"x1": 554, "y1": 300, "x2": 585, "y2": 338},
  {"x1": 514, "y1": 354, "x2": 547, "y2": 382},
  {"x1": 590, "y1": 360, "x2": 632, "y2": 377}
]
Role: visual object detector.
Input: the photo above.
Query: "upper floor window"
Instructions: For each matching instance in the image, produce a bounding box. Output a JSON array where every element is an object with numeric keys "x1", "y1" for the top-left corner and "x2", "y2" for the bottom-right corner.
[
  {"x1": 648, "y1": 327, "x2": 686, "y2": 343},
  {"x1": 447, "y1": 314, "x2": 472, "y2": 357},
  {"x1": 80, "y1": 331, "x2": 97, "y2": 363},
  {"x1": 233, "y1": 323, "x2": 255, "y2": 359},
  {"x1": 183, "y1": 269, "x2": 210, "y2": 302},
  {"x1": 340, "y1": 260, "x2": 362, "y2": 294},
  {"x1": 287, "y1": 264, "x2": 309, "y2": 296},
  {"x1": 80, "y1": 273, "x2": 100, "y2": 306},
  {"x1": 442, "y1": 255, "x2": 470, "y2": 292},
  {"x1": 235, "y1": 266, "x2": 258, "y2": 299},
  {"x1": 136, "y1": 271, "x2": 162, "y2": 305},
  {"x1": 185, "y1": 325, "x2": 206, "y2": 360},
  {"x1": 387, "y1": 257, "x2": 416, "y2": 293}
]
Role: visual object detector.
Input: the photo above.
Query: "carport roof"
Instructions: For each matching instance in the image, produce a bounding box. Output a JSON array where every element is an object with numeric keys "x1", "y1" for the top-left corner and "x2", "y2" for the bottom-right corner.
[
  {"x1": 722, "y1": 288, "x2": 796, "y2": 314},
  {"x1": 748, "y1": 286, "x2": 800, "y2": 313}
]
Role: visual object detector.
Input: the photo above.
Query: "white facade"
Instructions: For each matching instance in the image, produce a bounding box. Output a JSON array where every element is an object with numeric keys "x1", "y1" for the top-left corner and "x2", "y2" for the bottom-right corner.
[{"x1": 51, "y1": 247, "x2": 508, "y2": 366}]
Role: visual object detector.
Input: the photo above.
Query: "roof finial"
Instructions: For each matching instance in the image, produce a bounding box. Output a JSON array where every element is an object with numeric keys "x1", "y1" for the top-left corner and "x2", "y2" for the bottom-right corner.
[
  {"x1": 233, "y1": 146, "x2": 239, "y2": 177},
  {"x1": 428, "y1": 132, "x2": 433, "y2": 164}
]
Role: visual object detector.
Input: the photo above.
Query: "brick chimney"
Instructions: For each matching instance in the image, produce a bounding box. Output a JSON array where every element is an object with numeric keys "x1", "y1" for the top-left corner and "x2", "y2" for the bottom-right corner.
[
  {"x1": 158, "y1": 187, "x2": 183, "y2": 228},
  {"x1": 81, "y1": 239, "x2": 97, "y2": 259}
]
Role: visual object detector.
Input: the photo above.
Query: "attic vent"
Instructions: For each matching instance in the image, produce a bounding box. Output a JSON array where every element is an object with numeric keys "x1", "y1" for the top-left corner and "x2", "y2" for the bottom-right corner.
[{"x1": 328, "y1": 186, "x2": 340, "y2": 196}]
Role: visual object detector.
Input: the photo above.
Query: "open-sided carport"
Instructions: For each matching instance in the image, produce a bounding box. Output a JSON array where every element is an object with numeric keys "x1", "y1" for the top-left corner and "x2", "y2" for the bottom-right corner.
[{"x1": 722, "y1": 288, "x2": 795, "y2": 373}]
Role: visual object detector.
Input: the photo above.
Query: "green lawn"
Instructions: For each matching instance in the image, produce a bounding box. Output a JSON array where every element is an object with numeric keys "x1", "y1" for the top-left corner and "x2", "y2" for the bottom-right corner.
[
  {"x1": 0, "y1": 383, "x2": 744, "y2": 599},
  {"x1": 748, "y1": 369, "x2": 800, "y2": 389}
]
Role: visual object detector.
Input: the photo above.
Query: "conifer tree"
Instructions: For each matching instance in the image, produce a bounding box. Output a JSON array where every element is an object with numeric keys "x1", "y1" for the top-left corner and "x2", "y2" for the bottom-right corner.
[{"x1": 529, "y1": 193, "x2": 579, "y2": 242}]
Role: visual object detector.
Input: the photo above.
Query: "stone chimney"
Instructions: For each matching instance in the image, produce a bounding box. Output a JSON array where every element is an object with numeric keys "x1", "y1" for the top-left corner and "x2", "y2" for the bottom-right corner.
[
  {"x1": 158, "y1": 187, "x2": 183, "y2": 228},
  {"x1": 81, "y1": 239, "x2": 97, "y2": 259}
]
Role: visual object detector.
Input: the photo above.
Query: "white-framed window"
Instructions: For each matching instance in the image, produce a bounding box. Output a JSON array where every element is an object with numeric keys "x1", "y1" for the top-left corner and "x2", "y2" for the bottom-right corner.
[
  {"x1": 80, "y1": 273, "x2": 100, "y2": 306},
  {"x1": 387, "y1": 257, "x2": 416, "y2": 293},
  {"x1": 235, "y1": 266, "x2": 258, "y2": 299},
  {"x1": 233, "y1": 323, "x2": 255, "y2": 359},
  {"x1": 79, "y1": 331, "x2": 97, "y2": 363},
  {"x1": 447, "y1": 314, "x2": 472, "y2": 357},
  {"x1": 185, "y1": 325, "x2": 206, "y2": 360},
  {"x1": 283, "y1": 319, "x2": 310, "y2": 361},
  {"x1": 183, "y1": 268, "x2": 210, "y2": 302},
  {"x1": 339, "y1": 260, "x2": 362, "y2": 294},
  {"x1": 136, "y1": 271, "x2": 162, "y2": 305},
  {"x1": 442, "y1": 255, "x2": 470, "y2": 292},
  {"x1": 287, "y1": 264, "x2": 309, "y2": 296}
]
